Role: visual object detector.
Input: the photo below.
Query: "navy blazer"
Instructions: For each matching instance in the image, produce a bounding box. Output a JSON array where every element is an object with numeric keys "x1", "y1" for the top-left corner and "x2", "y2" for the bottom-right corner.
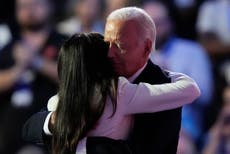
[{"x1": 130, "y1": 60, "x2": 182, "y2": 154}]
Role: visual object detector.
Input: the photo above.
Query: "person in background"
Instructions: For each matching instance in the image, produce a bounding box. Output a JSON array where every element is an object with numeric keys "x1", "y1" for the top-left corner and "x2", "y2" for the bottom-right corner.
[
  {"x1": 0, "y1": 0, "x2": 66, "y2": 153},
  {"x1": 143, "y1": 0, "x2": 213, "y2": 152},
  {"x1": 104, "y1": 0, "x2": 130, "y2": 16},
  {"x1": 56, "y1": 0, "x2": 104, "y2": 35},
  {"x1": 197, "y1": 0, "x2": 230, "y2": 56},
  {"x1": 197, "y1": 0, "x2": 230, "y2": 122},
  {"x1": 203, "y1": 85, "x2": 230, "y2": 154},
  {"x1": 0, "y1": 24, "x2": 12, "y2": 50}
]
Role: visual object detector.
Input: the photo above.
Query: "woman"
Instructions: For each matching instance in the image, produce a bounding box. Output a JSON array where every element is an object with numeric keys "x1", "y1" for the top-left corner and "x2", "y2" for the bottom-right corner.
[{"x1": 51, "y1": 33, "x2": 200, "y2": 154}]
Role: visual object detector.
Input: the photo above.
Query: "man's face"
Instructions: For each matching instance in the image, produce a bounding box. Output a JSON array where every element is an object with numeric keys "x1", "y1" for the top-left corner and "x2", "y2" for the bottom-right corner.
[
  {"x1": 104, "y1": 19, "x2": 148, "y2": 78},
  {"x1": 16, "y1": 0, "x2": 50, "y2": 30}
]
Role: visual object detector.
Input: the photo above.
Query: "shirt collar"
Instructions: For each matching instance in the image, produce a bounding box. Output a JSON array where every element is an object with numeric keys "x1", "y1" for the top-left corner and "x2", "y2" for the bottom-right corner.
[{"x1": 128, "y1": 63, "x2": 147, "y2": 82}]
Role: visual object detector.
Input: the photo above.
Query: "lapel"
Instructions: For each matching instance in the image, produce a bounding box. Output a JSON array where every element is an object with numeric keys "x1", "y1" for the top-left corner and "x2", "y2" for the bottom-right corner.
[{"x1": 133, "y1": 60, "x2": 171, "y2": 84}]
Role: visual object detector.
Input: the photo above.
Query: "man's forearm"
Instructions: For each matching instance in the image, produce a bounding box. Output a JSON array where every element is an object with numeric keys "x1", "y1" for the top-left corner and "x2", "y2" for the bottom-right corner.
[{"x1": 22, "y1": 111, "x2": 50, "y2": 144}]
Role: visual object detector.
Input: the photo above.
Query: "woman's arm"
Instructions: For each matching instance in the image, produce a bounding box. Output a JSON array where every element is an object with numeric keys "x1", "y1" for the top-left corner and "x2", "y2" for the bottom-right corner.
[
  {"x1": 46, "y1": 72, "x2": 200, "y2": 122},
  {"x1": 118, "y1": 71, "x2": 200, "y2": 114}
]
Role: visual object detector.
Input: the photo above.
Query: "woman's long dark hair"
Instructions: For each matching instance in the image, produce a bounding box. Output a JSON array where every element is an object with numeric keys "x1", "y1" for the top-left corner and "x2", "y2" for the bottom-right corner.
[{"x1": 52, "y1": 33, "x2": 117, "y2": 154}]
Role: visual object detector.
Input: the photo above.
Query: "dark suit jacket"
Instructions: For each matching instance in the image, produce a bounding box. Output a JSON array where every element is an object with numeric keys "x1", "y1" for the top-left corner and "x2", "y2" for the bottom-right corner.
[
  {"x1": 130, "y1": 60, "x2": 182, "y2": 154},
  {"x1": 23, "y1": 110, "x2": 50, "y2": 145},
  {"x1": 22, "y1": 60, "x2": 181, "y2": 154},
  {"x1": 87, "y1": 137, "x2": 132, "y2": 154}
]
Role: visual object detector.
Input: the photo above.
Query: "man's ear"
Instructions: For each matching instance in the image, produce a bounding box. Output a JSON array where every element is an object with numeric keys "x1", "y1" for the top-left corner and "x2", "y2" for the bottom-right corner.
[{"x1": 144, "y1": 38, "x2": 152, "y2": 57}]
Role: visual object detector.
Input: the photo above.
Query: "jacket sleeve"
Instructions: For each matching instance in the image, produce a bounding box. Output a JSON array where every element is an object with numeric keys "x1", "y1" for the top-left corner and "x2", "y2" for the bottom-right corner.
[{"x1": 22, "y1": 110, "x2": 50, "y2": 145}]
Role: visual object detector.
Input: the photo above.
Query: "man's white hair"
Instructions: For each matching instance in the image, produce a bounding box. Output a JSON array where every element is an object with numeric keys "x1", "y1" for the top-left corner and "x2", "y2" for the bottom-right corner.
[{"x1": 107, "y1": 7, "x2": 156, "y2": 49}]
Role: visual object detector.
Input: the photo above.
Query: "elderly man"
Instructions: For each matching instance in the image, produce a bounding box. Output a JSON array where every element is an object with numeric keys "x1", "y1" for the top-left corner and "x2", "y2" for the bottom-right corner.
[
  {"x1": 0, "y1": 0, "x2": 66, "y2": 153},
  {"x1": 103, "y1": 7, "x2": 181, "y2": 154},
  {"x1": 23, "y1": 7, "x2": 184, "y2": 154}
]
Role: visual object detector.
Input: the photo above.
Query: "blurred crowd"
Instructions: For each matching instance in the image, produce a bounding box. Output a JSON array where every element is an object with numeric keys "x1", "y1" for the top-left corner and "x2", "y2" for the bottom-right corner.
[{"x1": 0, "y1": 0, "x2": 230, "y2": 153}]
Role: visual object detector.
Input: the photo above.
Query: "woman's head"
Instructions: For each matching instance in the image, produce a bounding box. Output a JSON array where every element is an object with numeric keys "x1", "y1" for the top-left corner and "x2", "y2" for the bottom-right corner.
[
  {"x1": 53, "y1": 33, "x2": 117, "y2": 154},
  {"x1": 58, "y1": 32, "x2": 114, "y2": 82}
]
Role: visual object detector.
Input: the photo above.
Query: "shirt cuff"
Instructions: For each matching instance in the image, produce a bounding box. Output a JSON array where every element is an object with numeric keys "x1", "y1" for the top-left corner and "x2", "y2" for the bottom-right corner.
[{"x1": 43, "y1": 112, "x2": 53, "y2": 135}]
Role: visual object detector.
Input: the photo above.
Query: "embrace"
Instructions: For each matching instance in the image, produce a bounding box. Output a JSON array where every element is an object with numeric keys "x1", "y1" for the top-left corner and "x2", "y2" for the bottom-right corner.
[{"x1": 23, "y1": 7, "x2": 200, "y2": 154}]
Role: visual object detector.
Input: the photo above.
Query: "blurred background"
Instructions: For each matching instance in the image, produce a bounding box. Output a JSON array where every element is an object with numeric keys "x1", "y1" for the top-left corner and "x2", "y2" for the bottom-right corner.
[{"x1": 0, "y1": 0, "x2": 229, "y2": 153}]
